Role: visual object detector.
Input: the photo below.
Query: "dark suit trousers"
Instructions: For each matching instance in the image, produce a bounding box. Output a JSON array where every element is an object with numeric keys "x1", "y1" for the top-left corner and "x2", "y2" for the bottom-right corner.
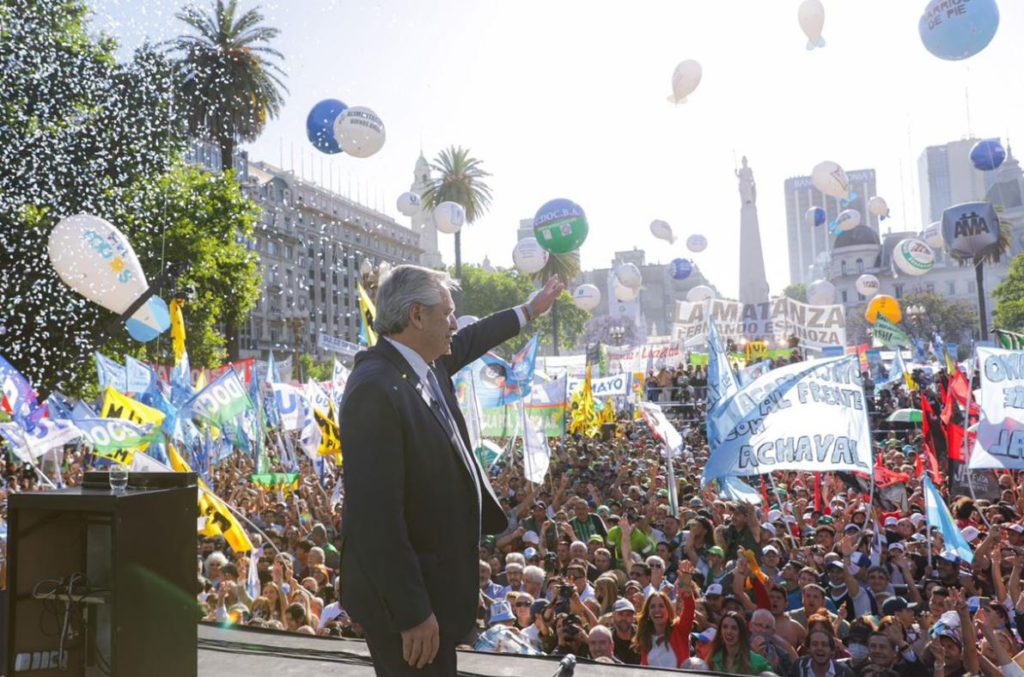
[{"x1": 363, "y1": 627, "x2": 459, "y2": 677}]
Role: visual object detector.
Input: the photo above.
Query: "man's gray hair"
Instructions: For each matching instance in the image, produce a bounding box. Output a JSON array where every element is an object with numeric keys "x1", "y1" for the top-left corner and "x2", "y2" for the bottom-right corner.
[
  {"x1": 523, "y1": 566, "x2": 545, "y2": 585},
  {"x1": 374, "y1": 265, "x2": 459, "y2": 336},
  {"x1": 588, "y1": 624, "x2": 613, "y2": 641}
]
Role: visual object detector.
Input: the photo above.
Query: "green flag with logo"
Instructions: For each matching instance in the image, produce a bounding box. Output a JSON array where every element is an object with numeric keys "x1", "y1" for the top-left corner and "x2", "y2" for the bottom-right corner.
[{"x1": 873, "y1": 317, "x2": 910, "y2": 348}]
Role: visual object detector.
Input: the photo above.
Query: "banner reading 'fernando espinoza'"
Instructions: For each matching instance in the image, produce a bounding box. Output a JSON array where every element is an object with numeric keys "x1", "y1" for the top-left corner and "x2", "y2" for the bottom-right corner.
[
  {"x1": 673, "y1": 297, "x2": 846, "y2": 349},
  {"x1": 702, "y1": 354, "x2": 871, "y2": 485}
]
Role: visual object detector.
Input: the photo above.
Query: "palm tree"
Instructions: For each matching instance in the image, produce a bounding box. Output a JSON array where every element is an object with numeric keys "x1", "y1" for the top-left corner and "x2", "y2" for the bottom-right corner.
[
  {"x1": 420, "y1": 146, "x2": 493, "y2": 278},
  {"x1": 530, "y1": 252, "x2": 580, "y2": 355},
  {"x1": 950, "y1": 218, "x2": 1012, "y2": 340},
  {"x1": 167, "y1": 0, "x2": 287, "y2": 172}
]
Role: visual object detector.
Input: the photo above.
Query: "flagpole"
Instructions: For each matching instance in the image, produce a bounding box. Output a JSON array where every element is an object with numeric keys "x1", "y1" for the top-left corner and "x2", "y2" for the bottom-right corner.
[
  {"x1": 520, "y1": 396, "x2": 533, "y2": 484},
  {"x1": 925, "y1": 479, "x2": 933, "y2": 573},
  {"x1": 963, "y1": 351, "x2": 989, "y2": 527}
]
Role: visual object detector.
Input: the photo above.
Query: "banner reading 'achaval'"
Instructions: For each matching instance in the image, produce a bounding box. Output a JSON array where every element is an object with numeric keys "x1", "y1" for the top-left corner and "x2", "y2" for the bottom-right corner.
[
  {"x1": 673, "y1": 297, "x2": 846, "y2": 349},
  {"x1": 702, "y1": 355, "x2": 871, "y2": 484}
]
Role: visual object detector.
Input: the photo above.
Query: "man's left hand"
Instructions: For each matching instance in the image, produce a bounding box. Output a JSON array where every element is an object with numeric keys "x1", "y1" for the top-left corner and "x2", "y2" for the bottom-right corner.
[{"x1": 527, "y1": 276, "x2": 565, "y2": 318}]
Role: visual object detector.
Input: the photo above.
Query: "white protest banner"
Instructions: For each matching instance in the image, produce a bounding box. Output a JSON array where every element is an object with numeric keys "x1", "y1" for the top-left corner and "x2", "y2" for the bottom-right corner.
[
  {"x1": 673, "y1": 297, "x2": 846, "y2": 350},
  {"x1": 605, "y1": 339, "x2": 686, "y2": 369},
  {"x1": 567, "y1": 373, "x2": 632, "y2": 397},
  {"x1": 521, "y1": 401, "x2": 550, "y2": 484},
  {"x1": 702, "y1": 355, "x2": 871, "y2": 483},
  {"x1": 305, "y1": 379, "x2": 333, "y2": 416},
  {"x1": 636, "y1": 401, "x2": 683, "y2": 454},
  {"x1": 969, "y1": 347, "x2": 1024, "y2": 469}
]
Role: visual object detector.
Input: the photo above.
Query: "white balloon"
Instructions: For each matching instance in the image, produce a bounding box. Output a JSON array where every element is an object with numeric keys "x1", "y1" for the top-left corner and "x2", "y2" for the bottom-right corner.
[
  {"x1": 667, "y1": 59, "x2": 702, "y2": 104},
  {"x1": 572, "y1": 284, "x2": 601, "y2": 312},
  {"x1": 614, "y1": 263, "x2": 643, "y2": 289},
  {"x1": 807, "y1": 279, "x2": 836, "y2": 305},
  {"x1": 921, "y1": 221, "x2": 945, "y2": 249},
  {"x1": 798, "y1": 0, "x2": 826, "y2": 49},
  {"x1": 811, "y1": 161, "x2": 851, "y2": 201},
  {"x1": 686, "y1": 234, "x2": 708, "y2": 253},
  {"x1": 867, "y1": 196, "x2": 890, "y2": 219},
  {"x1": 48, "y1": 214, "x2": 170, "y2": 342},
  {"x1": 834, "y1": 209, "x2": 861, "y2": 232},
  {"x1": 613, "y1": 280, "x2": 639, "y2": 302},
  {"x1": 685, "y1": 285, "x2": 715, "y2": 303},
  {"x1": 433, "y1": 201, "x2": 465, "y2": 234},
  {"x1": 333, "y1": 106, "x2": 386, "y2": 158},
  {"x1": 856, "y1": 274, "x2": 880, "y2": 297},
  {"x1": 456, "y1": 315, "x2": 479, "y2": 330},
  {"x1": 893, "y1": 238, "x2": 934, "y2": 277},
  {"x1": 396, "y1": 192, "x2": 422, "y2": 217},
  {"x1": 649, "y1": 219, "x2": 675, "y2": 243},
  {"x1": 512, "y1": 237, "x2": 549, "y2": 274}
]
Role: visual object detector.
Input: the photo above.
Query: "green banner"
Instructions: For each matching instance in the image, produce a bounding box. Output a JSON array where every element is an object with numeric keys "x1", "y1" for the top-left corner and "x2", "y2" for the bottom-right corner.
[
  {"x1": 689, "y1": 349, "x2": 793, "y2": 366},
  {"x1": 873, "y1": 317, "x2": 910, "y2": 348},
  {"x1": 481, "y1": 404, "x2": 564, "y2": 437},
  {"x1": 250, "y1": 472, "x2": 300, "y2": 492},
  {"x1": 997, "y1": 329, "x2": 1024, "y2": 350}
]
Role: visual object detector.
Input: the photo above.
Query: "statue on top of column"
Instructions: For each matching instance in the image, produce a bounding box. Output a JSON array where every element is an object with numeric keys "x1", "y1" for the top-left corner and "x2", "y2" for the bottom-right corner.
[{"x1": 736, "y1": 155, "x2": 756, "y2": 205}]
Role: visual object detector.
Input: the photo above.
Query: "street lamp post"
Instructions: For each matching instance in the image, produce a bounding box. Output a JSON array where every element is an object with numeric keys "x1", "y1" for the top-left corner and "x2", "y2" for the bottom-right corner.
[
  {"x1": 609, "y1": 323, "x2": 626, "y2": 346},
  {"x1": 906, "y1": 303, "x2": 926, "y2": 337}
]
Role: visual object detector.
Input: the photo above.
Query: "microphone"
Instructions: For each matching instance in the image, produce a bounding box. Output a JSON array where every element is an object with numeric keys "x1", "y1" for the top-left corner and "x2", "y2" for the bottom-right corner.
[{"x1": 556, "y1": 654, "x2": 576, "y2": 676}]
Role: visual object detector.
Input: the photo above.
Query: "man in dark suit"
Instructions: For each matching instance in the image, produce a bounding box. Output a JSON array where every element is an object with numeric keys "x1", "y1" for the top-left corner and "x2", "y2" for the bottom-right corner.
[{"x1": 340, "y1": 265, "x2": 563, "y2": 675}]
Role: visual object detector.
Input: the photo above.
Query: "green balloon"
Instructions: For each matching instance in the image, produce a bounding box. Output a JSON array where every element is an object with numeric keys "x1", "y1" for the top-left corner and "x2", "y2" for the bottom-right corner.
[{"x1": 533, "y1": 198, "x2": 589, "y2": 254}]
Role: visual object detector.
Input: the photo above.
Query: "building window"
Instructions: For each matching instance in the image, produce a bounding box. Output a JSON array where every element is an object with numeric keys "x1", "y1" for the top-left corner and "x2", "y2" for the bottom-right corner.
[
  {"x1": 285, "y1": 245, "x2": 294, "y2": 259},
  {"x1": 894, "y1": 284, "x2": 904, "y2": 299},
  {"x1": 946, "y1": 281, "x2": 956, "y2": 295},
  {"x1": 856, "y1": 258, "x2": 864, "y2": 274},
  {"x1": 841, "y1": 290, "x2": 848, "y2": 303}
]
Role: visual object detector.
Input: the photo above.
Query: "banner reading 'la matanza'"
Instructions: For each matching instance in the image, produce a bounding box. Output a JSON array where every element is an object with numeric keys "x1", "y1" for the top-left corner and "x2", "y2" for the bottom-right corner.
[{"x1": 673, "y1": 297, "x2": 846, "y2": 349}]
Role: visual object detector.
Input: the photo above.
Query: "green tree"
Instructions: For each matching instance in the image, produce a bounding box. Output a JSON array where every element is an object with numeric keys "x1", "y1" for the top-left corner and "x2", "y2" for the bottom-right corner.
[
  {"x1": 993, "y1": 254, "x2": 1024, "y2": 332},
  {"x1": 530, "y1": 252, "x2": 581, "y2": 356},
  {"x1": 454, "y1": 265, "x2": 586, "y2": 356},
  {"x1": 900, "y1": 291, "x2": 976, "y2": 342},
  {"x1": 420, "y1": 146, "x2": 493, "y2": 277},
  {"x1": 0, "y1": 1, "x2": 185, "y2": 395},
  {"x1": 783, "y1": 283, "x2": 807, "y2": 303},
  {"x1": 110, "y1": 163, "x2": 262, "y2": 369},
  {"x1": 166, "y1": 0, "x2": 287, "y2": 173},
  {"x1": 298, "y1": 354, "x2": 332, "y2": 383}
]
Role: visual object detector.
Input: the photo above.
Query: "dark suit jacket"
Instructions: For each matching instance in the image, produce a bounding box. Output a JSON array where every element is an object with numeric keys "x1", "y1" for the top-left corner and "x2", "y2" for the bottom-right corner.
[{"x1": 339, "y1": 309, "x2": 519, "y2": 638}]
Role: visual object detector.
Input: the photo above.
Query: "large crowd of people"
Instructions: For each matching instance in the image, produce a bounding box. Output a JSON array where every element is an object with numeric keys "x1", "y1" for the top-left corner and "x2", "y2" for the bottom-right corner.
[{"x1": 3, "y1": 355, "x2": 1022, "y2": 676}]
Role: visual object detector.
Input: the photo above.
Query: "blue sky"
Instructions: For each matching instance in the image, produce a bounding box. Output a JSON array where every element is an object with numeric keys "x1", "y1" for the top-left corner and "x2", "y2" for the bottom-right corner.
[{"x1": 90, "y1": 0, "x2": 1024, "y2": 297}]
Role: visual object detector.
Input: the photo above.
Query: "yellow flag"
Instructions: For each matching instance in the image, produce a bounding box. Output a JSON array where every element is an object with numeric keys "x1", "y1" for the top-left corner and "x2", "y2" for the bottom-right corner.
[
  {"x1": 170, "y1": 299, "x2": 186, "y2": 366},
  {"x1": 315, "y1": 407, "x2": 343, "y2": 464},
  {"x1": 357, "y1": 282, "x2": 378, "y2": 347},
  {"x1": 167, "y1": 444, "x2": 253, "y2": 553},
  {"x1": 101, "y1": 387, "x2": 165, "y2": 429},
  {"x1": 194, "y1": 369, "x2": 208, "y2": 392}
]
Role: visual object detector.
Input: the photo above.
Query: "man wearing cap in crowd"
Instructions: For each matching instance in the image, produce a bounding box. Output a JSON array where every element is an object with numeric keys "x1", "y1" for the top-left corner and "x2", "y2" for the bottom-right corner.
[
  {"x1": 609, "y1": 598, "x2": 640, "y2": 665},
  {"x1": 520, "y1": 599, "x2": 548, "y2": 651}
]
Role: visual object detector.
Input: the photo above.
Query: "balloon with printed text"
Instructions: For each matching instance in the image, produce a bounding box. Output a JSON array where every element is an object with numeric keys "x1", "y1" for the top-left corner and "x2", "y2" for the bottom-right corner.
[
  {"x1": 396, "y1": 192, "x2": 422, "y2": 217},
  {"x1": 614, "y1": 263, "x2": 642, "y2": 290},
  {"x1": 856, "y1": 274, "x2": 880, "y2": 297},
  {"x1": 48, "y1": 214, "x2": 171, "y2": 342},
  {"x1": 811, "y1": 161, "x2": 851, "y2": 201},
  {"x1": 865, "y1": 294, "x2": 902, "y2": 325},
  {"x1": 533, "y1": 198, "x2": 589, "y2": 254},
  {"x1": 572, "y1": 284, "x2": 601, "y2": 312},
  {"x1": 941, "y1": 201, "x2": 1000, "y2": 259},
  {"x1": 512, "y1": 237, "x2": 549, "y2": 275},
  {"x1": 669, "y1": 258, "x2": 693, "y2": 281},
  {"x1": 333, "y1": 106, "x2": 385, "y2": 158},
  {"x1": 433, "y1": 201, "x2": 466, "y2": 234},
  {"x1": 893, "y1": 238, "x2": 935, "y2": 276},
  {"x1": 919, "y1": 0, "x2": 999, "y2": 61},
  {"x1": 686, "y1": 234, "x2": 708, "y2": 253},
  {"x1": 834, "y1": 209, "x2": 861, "y2": 232}
]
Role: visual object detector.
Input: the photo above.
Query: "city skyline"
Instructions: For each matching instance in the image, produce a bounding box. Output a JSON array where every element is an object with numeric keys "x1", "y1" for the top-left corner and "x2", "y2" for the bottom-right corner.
[{"x1": 93, "y1": 0, "x2": 1024, "y2": 299}]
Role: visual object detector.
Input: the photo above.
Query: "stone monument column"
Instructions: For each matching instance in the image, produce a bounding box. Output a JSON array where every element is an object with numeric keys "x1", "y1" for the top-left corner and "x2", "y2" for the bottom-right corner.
[{"x1": 736, "y1": 156, "x2": 771, "y2": 306}]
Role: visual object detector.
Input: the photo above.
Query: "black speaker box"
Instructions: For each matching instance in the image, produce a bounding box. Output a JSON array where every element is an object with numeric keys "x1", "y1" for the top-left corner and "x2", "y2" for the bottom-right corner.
[{"x1": 7, "y1": 474, "x2": 198, "y2": 676}]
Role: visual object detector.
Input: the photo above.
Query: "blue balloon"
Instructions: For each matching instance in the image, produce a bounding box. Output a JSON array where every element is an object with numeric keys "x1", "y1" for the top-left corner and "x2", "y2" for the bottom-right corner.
[
  {"x1": 670, "y1": 258, "x2": 693, "y2": 280},
  {"x1": 970, "y1": 138, "x2": 1006, "y2": 171},
  {"x1": 919, "y1": 0, "x2": 999, "y2": 61},
  {"x1": 805, "y1": 206, "x2": 826, "y2": 227},
  {"x1": 306, "y1": 99, "x2": 348, "y2": 154}
]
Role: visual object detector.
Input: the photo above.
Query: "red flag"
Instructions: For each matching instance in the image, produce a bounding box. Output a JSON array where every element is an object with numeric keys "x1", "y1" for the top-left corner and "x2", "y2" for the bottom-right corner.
[
  {"x1": 920, "y1": 395, "x2": 944, "y2": 485},
  {"x1": 813, "y1": 472, "x2": 822, "y2": 513}
]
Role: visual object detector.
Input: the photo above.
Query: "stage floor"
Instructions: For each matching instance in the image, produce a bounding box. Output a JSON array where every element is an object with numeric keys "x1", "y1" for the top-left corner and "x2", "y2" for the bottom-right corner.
[{"x1": 197, "y1": 624, "x2": 710, "y2": 676}]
